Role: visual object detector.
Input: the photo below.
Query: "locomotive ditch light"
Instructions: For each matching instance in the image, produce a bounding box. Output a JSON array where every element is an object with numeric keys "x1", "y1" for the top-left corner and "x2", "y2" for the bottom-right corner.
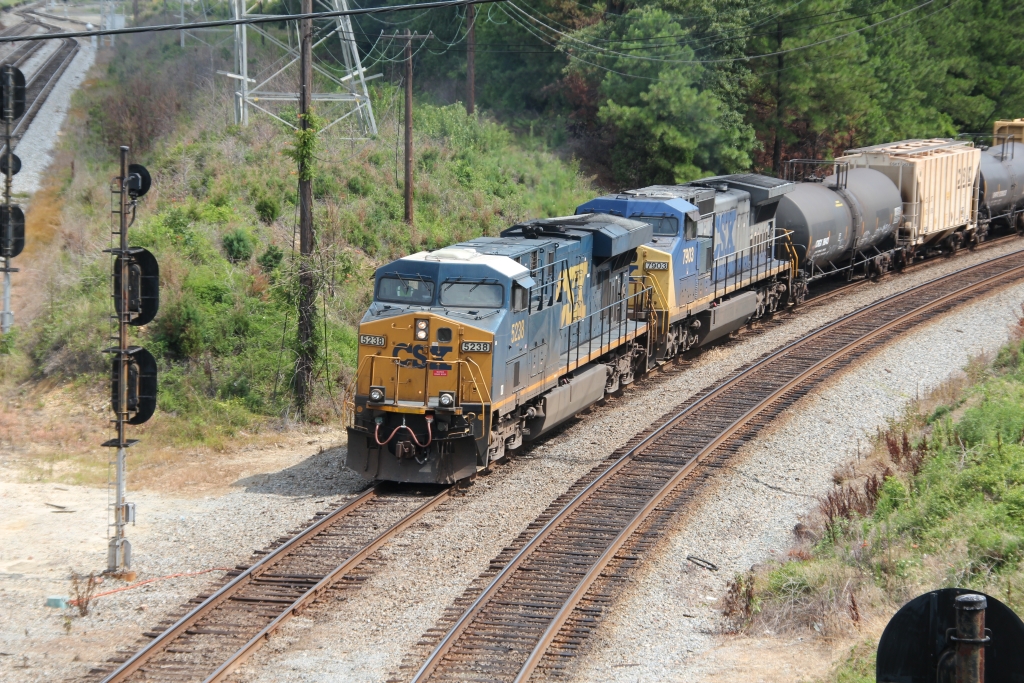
[
  {"x1": 109, "y1": 346, "x2": 158, "y2": 425},
  {"x1": 112, "y1": 248, "x2": 160, "y2": 326},
  {"x1": 0, "y1": 204, "x2": 24, "y2": 258},
  {"x1": 125, "y1": 163, "x2": 151, "y2": 199},
  {"x1": 415, "y1": 318, "x2": 429, "y2": 340},
  {"x1": 368, "y1": 386, "x2": 386, "y2": 403},
  {"x1": 438, "y1": 391, "x2": 455, "y2": 408}
]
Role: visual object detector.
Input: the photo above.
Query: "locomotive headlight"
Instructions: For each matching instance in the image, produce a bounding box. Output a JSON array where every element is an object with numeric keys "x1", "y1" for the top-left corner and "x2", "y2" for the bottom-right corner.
[
  {"x1": 415, "y1": 319, "x2": 429, "y2": 340},
  {"x1": 368, "y1": 386, "x2": 386, "y2": 403},
  {"x1": 438, "y1": 391, "x2": 455, "y2": 408}
]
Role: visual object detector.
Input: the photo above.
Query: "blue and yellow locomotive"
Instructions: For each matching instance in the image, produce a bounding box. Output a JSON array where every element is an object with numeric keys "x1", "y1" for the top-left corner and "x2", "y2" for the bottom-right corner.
[
  {"x1": 346, "y1": 174, "x2": 800, "y2": 485},
  {"x1": 346, "y1": 213, "x2": 655, "y2": 484},
  {"x1": 578, "y1": 174, "x2": 796, "y2": 361}
]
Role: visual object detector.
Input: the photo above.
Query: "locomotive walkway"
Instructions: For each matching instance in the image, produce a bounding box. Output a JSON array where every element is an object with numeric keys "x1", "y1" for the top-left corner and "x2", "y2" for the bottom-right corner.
[{"x1": 401, "y1": 247, "x2": 1024, "y2": 683}]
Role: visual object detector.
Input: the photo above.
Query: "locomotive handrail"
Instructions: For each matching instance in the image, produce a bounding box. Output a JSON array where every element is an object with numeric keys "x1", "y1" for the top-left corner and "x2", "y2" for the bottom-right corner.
[
  {"x1": 561, "y1": 286, "x2": 652, "y2": 372},
  {"x1": 630, "y1": 274, "x2": 665, "y2": 335},
  {"x1": 774, "y1": 228, "x2": 800, "y2": 281},
  {"x1": 711, "y1": 229, "x2": 779, "y2": 301}
]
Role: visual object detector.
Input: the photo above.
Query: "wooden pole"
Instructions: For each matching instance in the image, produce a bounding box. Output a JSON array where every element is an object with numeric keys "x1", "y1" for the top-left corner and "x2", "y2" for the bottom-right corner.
[
  {"x1": 297, "y1": 0, "x2": 315, "y2": 411},
  {"x1": 404, "y1": 29, "x2": 413, "y2": 225},
  {"x1": 466, "y1": 4, "x2": 475, "y2": 115}
]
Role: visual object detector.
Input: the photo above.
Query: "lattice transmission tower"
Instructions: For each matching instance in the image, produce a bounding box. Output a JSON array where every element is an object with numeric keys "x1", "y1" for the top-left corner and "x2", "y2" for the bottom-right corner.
[{"x1": 225, "y1": 0, "x2": 377, "y2": 136}]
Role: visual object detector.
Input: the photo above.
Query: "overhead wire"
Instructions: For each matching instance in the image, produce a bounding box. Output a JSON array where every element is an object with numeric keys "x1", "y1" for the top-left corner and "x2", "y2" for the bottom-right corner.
[{"x1": 505, "y1": 0, "x2": 942, "y2": 66}]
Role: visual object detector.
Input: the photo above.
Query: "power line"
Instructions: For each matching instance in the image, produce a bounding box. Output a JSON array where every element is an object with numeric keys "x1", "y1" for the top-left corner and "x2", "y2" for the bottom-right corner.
[
  {"x1": 505, "y1": 0, "x2": 941, "y2": 66},
  {"x1": 0, "y1": 0, "x2": 508, "y2": 44}
]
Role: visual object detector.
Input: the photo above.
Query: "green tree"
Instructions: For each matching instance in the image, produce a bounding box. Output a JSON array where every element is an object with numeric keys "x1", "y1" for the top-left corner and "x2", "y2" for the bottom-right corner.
[{"x1": 567, "y1": 8, "x2": 756, "y2": 185}]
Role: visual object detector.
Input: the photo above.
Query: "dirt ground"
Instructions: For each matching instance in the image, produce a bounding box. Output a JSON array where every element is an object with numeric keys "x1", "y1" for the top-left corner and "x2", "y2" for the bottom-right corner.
[{"x1": 0, "y1": 404, "x2": 359, "y2": 682}]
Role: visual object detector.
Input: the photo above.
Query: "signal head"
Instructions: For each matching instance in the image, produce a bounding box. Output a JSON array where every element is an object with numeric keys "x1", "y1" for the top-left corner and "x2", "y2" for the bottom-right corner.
[{"x1": 126, "y1": 163, "x2": 151, "y2": 199}]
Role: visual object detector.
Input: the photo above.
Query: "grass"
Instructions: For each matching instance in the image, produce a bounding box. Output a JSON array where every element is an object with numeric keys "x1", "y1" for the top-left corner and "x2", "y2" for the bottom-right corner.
[
  {"x1": 0, "y1": 27, "x2": 597, "y2": 483},
  {"x1": 724, "y1": 311, "x2": 1024, "y2": 681}
]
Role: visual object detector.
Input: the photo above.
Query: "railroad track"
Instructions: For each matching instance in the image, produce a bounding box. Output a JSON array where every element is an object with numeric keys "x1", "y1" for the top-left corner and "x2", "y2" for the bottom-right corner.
[
  {"x1": 0, "y1": 11, "x2": 79, "y2": 155},
  {"x1": 93, "y1": 485, "x2": 450, "y2": 683},
  {"x1": 401, "y1": 248, "x2": 1024, "y2": 683}
]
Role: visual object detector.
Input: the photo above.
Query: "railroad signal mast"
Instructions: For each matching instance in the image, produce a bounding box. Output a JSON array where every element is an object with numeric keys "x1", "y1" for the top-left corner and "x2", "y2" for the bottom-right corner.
[
  {"x1": 103, "y1": 146, "x2": 158, "y2": 578},
  {"x1": 0, "y1": 65, "x2": 25, "y2": 335}
]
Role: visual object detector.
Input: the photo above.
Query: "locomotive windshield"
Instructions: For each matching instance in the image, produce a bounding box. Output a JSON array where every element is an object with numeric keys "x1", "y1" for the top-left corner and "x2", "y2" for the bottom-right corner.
[
  {"x1": 635, "y1": 215, "x2": 678, "y2": 236},
  {"x1": 376, "y1": 276, "x2": 435, "y2": 304},
  {"x1": 439, "y1": 281, "x2": 504, "y2": 308}
]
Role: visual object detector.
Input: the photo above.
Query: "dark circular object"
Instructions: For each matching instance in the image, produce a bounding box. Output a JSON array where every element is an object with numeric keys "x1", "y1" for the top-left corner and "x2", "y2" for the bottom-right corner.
[
  {"x1": 126, "y1": 163, "x2": 151, "y2": 198},
  {"x1": 0, "y1": 153, "x2": 21, "y2": 176},
  {"x1": 876, "y1": 588, "x2": 1024, "y2": 682},
  {"x1": 0, "y1": 204, "x2": 24, "y2": 258}
]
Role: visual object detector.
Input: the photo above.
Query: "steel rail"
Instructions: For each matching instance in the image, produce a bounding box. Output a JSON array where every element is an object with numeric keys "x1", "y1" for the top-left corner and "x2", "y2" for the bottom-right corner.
[
  {"x1": 511, "y1": 252, "x2": 1024, "y2": 682},
  {"x1": 10, "y1": 37, "x2": 78, "y2": 140},
  {"x1": 203, "y1": 486, "x2": 450, "y2": 683},
  {"x1": 100, "y1": 486, "x2": 381, "y2": 683},
  {"x1": 412, "y1": 247, "x2": 1024, "y2": 682}
]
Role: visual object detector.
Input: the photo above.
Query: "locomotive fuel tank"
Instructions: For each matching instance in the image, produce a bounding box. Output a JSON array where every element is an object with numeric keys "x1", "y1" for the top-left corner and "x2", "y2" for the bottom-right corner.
[{"x1": 776, "y1": 168, "x2": 902, "y2": 268}]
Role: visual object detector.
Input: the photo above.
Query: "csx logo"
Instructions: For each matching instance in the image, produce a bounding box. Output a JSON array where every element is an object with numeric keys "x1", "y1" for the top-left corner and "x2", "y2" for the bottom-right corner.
[{"x1": 393, "y1": 343, "x2": 453, "y2": 370}]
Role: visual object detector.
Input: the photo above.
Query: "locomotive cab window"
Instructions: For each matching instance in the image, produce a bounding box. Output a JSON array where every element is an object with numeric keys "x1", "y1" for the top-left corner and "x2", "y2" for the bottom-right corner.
[
  {"x1": 376, "y1": 276, "x2": 434, "y2": 305},
  {"x1": 439, "y1": 281, "x2": 504, "y2": 308},
  {"x1": 634, "y1": 215, "x2": 678, "y2": 236},
  {"x1": 512, "y1": 283, "x2": 529, "y2": 312}
]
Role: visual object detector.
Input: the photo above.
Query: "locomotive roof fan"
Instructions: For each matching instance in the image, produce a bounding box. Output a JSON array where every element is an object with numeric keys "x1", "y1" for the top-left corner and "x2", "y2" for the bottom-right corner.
[{"x1": 876, "y1": 588, "x2": 1024, "y2": 682}]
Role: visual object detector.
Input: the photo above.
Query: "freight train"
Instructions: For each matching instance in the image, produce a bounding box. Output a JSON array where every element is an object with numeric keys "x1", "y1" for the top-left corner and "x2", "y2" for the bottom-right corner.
[{"x1": 345, "y1": 122, "x2": 1024, "y2": 485}]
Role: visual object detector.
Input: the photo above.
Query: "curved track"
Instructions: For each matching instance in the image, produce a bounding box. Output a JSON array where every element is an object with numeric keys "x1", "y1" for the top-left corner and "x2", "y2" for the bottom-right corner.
[
  {"x1": 0, "y1": 11, "x2": 79, "y2": 154},
  {"x1": 94, "y1": 486, "x2": 450, "y2": 683},
  {"x1": 405, "y1": 248, "x2": 1024, "y2": 683}
]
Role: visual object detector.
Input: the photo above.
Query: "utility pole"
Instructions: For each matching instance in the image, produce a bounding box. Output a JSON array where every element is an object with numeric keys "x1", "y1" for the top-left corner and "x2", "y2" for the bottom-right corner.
[
  {"x1": 2, "y1": 68, "x2": 13, "y2": 335},
  {"x1": 296, "y1": 0, "x2": 315, "y2": 411},
  {"x1": 466, "y1": 4, "x2": 475, "y2": 115},
  {"x1": 133, "y1": 0, "x2": 138, "y2": 26},
  {"x1": 0, "y1": 65, "x2": 25, "y2": 336},
  {"x1": 405, "y1": 29, "x2": 413, "y2": 225},
  {"x1": 394, "y1": 30, "x2": 431, "y2": 225}
]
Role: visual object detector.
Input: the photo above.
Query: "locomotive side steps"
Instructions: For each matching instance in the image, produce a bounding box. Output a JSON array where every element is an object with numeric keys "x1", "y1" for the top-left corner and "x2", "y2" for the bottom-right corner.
[
  {"x1": 96, "y1": 485, "x2": 450, "y2": 683},
  {"x1": 406, "y1": 247, "x2": 1024, "y2": 683}
]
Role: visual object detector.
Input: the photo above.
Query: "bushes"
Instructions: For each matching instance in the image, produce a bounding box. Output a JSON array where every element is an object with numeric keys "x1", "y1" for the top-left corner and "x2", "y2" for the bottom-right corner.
[
  {"x1": 257, "y1": 245, "x2": 284, "y2": 273},
  {"x1": 222, "y1": 229, "x2": 254, "y2": 262},
  {"x1": 735, "y1": 341, "x2": 1024, "y2": 652},
  {"x1": 254, "y1": 194, "x2": 280, "y2": 224}
]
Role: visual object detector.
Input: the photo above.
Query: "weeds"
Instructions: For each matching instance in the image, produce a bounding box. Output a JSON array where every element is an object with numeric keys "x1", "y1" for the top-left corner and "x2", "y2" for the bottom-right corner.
[
  {"x1": 0, "y1": 33, "x2": 595, "y2": 455},
  {"x1": 69, "y1": 571, "x2": 98, "y2": 617},
  {"x1": 734, "y1": 331, "x2": 1024, "y2": 647}
]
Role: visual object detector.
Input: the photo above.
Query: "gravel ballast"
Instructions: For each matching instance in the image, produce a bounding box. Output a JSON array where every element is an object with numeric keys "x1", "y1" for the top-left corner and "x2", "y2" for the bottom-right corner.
[
  {"x1": 232, "y1": 247, "x2": 1024, "y2": 683},
  {"x1": 563, "y1": 281, "x2": 1024, "y2": 682},
  {"x1": 2, "y1": 242, "x2": 1024, "y2": 683}
]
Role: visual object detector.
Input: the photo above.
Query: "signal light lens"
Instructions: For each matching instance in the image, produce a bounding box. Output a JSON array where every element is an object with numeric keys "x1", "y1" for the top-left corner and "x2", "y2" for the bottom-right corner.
[
  {"x1": 368, "y1": 387, "x2": 385, "y2": 403},
  {"x1": 415, "y1": 318, "x2": 429, "y2": 340},
  {"x1": 439, "y1": 392, "x2": 454, "y2": 408}
]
